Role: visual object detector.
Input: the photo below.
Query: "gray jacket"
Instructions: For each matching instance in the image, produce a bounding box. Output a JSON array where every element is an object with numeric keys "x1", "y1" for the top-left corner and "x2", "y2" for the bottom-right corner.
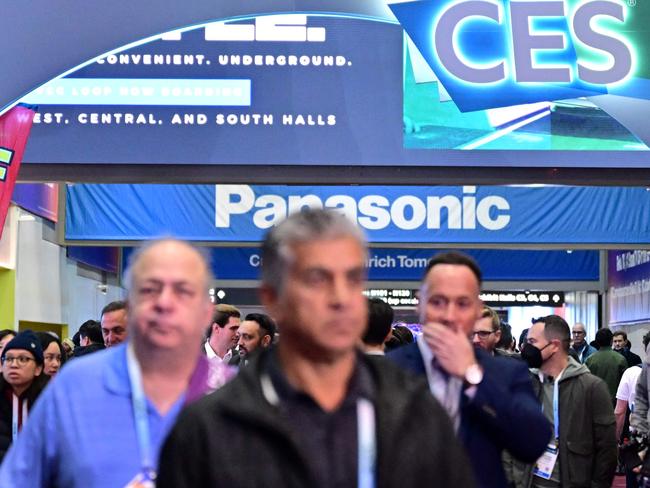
[{"x1": 512, "y1": 357, "x2": 617, "y2": 488}]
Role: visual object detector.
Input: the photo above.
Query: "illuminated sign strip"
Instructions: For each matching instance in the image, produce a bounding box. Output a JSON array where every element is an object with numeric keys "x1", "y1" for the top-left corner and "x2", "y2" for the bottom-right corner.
[
  {"x1": 363, "y1": 289, "x2": 565, "y2": 307},
  {"x1": 20, "y1": 78, "x2": 251, "y2": 106},
  {"x1": 479, "y1": 291, "x2": 565, "y2": 307}
]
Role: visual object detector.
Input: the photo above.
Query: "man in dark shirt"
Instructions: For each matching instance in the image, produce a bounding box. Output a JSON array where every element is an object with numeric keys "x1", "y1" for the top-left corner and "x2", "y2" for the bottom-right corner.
[
  {"x1": 71, "y1": 320, "x2": 104, "y2": 358},
  {"x1": 157, "y1": 209, "x2": 474, "y2": 488},
  {"x1": 361, "y1": 297, "x2": 394, "y2": 355},
  {"x1": 613, "y1": 331, "x2": 642, "y2": 367},
  {"x1": 585, "y1": 328, "x2": 627, "y2": 404},
  {"x1": 228, "y1": 313, "x2": 275, "y2": 366}
]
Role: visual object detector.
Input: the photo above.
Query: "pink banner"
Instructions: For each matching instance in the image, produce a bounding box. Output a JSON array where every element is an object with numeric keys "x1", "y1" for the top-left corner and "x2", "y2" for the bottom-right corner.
[{"x1": 0, "y1": 106, "x2": 35, "y2": 238}]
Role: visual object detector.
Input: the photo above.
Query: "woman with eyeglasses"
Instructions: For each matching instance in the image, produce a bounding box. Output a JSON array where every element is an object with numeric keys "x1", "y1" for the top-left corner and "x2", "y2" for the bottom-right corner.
[
  {"x1": 35, "y1": 332, "x2": 66, "y2": 377},
  {"x1": 0, "y1": 330, "x2": 49, "y2": 462}
]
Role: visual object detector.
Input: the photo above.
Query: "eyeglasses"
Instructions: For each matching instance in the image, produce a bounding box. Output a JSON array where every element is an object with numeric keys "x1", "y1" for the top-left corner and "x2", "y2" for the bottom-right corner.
[
  {"x1": 572, "y1": 331, "x2": 585, "y2": 336},
  {"x1": 472, "y1": 330, "x2": 495, "y2": 339},
  {"x1": 44, "y1": 354, "x2": 62, "y2": 362},
  {"x1": 2, "y1": 356, "x2": 35, "y2": 366}
]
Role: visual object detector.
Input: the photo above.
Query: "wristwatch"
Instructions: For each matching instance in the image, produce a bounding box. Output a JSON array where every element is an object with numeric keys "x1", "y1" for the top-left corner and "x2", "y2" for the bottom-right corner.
[{"x1": 464, "y1": 363, "x2": 484, "y2": 386}]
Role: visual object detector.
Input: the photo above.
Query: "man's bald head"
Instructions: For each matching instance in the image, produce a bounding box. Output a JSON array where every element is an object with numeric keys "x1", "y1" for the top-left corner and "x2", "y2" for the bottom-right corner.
[
  {"x1": 125, "y1": 239, "x2": 213, "y2": 301},
  {"x1": 124, "y1": 239, "x2": 215, "y2": 352}
]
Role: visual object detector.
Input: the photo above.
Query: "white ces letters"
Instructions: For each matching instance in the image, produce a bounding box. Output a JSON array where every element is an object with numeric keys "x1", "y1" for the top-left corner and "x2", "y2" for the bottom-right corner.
[{"x1": 435, "y1": 0, "x2": 632, "y2": 84}]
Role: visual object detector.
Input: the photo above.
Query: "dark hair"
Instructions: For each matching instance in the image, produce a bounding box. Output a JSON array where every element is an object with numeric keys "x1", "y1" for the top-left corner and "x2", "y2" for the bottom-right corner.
[
  {"x1": 0, "y1": 329, "x2": 16, "y2": 343},
  {"x1": 79, "y1": 320, "x2": 103, "y2": 344},
  {"x1": 643, "y1": 331, "x2": 650, "y2": 350},
  {"x1": 35, "y1": 331, "x2": 66, "y2": 368},
  {"x1": 518, "y1": 328, "x2": 529, "y2": 351},
  {"x1": 384, "y1": 324, "x2": 414, "y2": 352},
  {"x1": 613, "y1": 330, "x2": 627, "y2": 341},
  {"x1": 363, "y1": 298, "x2": 394, "y2": 346},
  {"x1": 214, "y1": 304, "x2": 241, "y2": 328},
  {"x1": 206, "y1": 304, "x2": 241, "y2": 338},
  {"x1": 244, "y1": 313, "x2": 276, "y2": 339},
  {"x1": 101, "y1": 301, "x2": 126, "y2": 319},
  {"x1": 423, "y1": 251, "x2": 482, "y2": 285},
  {"x1": 496, "y1": 321, "x2": 513, "y2": 350},
  {"x1": 595, "y1": 328, "x2": 614, "y2": 348},
  {"x1": 536, "y1": 315, "x2": 571, "y2": 351}
]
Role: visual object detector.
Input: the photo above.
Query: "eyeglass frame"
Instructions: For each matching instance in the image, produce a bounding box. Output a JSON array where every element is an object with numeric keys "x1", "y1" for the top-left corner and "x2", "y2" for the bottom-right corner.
[
  {"x1": 471, "y1": 330, "x2": 497, "y2": 339},
  {"x1": 1, "y1": 355, "x2": 36, "y2": 366}
]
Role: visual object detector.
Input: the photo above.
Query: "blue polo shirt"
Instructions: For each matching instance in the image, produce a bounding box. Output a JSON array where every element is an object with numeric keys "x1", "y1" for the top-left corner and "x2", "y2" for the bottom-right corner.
[{"x1": 0, "y1": 343, "x2": 186, "y2": 488}]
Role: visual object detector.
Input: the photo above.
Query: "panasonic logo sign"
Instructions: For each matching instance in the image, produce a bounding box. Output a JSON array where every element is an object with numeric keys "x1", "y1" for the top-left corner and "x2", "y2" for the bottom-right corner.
[{"x1": 215, "y1": 185, "x2": 511, "y2": 231}]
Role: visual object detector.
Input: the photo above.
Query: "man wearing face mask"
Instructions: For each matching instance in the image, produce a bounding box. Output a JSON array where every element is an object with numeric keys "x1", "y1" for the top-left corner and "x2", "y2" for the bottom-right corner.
[{"x1": 513, "y1": 315, "x2": 617, "y2": 488}]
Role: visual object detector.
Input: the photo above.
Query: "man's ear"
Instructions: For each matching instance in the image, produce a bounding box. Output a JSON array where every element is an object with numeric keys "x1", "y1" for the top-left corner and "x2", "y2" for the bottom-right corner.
[
  {"x1": 552, "y1": 338, "x2": 562, "y2": 353},
  {"x1": 262, "y1": 335, "x2": 272, "y2": 348},
  {"x1": 416, "y1": 285, "x2": 427, "y2": 324},
  {"x1": 494, "y1": 329, "x2": 502, "y2": 342}
]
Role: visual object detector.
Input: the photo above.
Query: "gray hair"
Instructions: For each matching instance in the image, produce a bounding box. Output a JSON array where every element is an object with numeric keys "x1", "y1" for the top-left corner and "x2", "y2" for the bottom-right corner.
[
  {"x1": 123, "y1": 238, "x2": 214, "y2": 299},
  {"x1": 261, "y1": 209, "x2": 367, "y2": 292}
]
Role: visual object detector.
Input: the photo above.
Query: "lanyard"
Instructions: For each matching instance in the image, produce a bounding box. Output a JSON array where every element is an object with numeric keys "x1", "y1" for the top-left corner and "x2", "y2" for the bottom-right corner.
[
  {"x1": 552, "y1": 370, "x2": 565, "y2": 442},
  {"x1": 261, "y1": 373, "x2": 376, "y2": 488},
  {"x1": 357, "y1": 397, "x2": 376, "y2": 488},
  {"x1": 126, "y1": 342, "x2": 156, "y2": 482},
  {"x1": 11, "y1": 394, "x2": 28, "y2": 441}
]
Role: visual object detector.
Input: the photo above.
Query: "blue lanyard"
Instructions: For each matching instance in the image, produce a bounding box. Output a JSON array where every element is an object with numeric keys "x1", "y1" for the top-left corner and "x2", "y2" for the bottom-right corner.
[
  {"x1": 261, "y1": 374, "x2": 376, "y2": 488},
  {"x1": 357, "y1": 398, "x2": 376, "y2": 488},
  {"x1": 126, "y1": 342, "x2": 156, "y2": 482}
]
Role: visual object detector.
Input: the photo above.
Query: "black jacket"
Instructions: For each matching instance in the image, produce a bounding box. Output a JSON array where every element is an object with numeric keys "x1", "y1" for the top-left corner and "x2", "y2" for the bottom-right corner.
[
  {"x1": 617, "y1": 348, "x2": 642, "y2": 368},
  {"x1": 388, "y1": 344, "x2": 550, "y2": 488},
  {"x1": 158, "y1": 350, "x2": 475, "y2": 488},
  {"x1": 71, "y1": 343, "x2": 104, "y2": 358},
  {"x1": 0, "y1": 374, "x2": 48, "y2": 462}
]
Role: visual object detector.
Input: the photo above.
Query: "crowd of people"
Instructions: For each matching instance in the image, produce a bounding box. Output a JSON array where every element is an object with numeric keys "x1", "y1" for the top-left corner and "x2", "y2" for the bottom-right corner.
[{"x1": 0, "y1": 208, "x2": 646, "y2": 487}]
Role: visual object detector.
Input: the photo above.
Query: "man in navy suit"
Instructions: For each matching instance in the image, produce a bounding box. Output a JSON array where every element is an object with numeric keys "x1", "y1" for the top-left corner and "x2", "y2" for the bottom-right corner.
[{"x1": 389, "y1": 251, "x2": 550, "y2": 488}]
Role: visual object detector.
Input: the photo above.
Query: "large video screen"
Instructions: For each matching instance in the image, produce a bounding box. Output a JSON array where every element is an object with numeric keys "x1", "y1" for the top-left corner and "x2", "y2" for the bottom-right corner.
[{"x1": 18, "y1": 3, "x2": 650, "y2": 168}]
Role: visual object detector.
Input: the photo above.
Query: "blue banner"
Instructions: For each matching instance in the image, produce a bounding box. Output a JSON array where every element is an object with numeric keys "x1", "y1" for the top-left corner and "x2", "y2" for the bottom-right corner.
[
  {"x1": 11, "y1": 183, "x2": 58, "y2": 222},
  {"x1": 67, "y1": 246, "x2": 119, "y2": 273},
  {"x1": 122, "y1": 246, "x2": 598, "y2": 282},
  {"x1": 608, "y1": 250, "x2": 650, "y2": 325},
  {"x1": 66, "y1": 183, "x2": 650, "y2": 245}
]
